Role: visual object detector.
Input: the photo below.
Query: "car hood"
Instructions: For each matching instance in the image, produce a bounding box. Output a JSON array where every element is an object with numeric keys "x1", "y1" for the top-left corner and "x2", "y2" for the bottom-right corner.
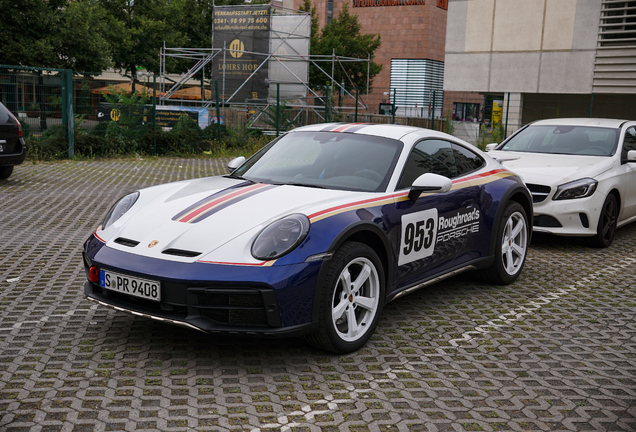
[
  {"x1": 487, "y1": 151, "x2": 615, "y2": 186},
  {"x1": 97, "y1": 176, "x2": 376, "y2": 264}
]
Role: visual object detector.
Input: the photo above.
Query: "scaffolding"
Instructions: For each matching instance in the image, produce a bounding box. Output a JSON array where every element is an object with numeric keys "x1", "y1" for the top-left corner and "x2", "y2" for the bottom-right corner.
[{"x1": 158, "y1": 3, "x2": 371, "y2": 128}]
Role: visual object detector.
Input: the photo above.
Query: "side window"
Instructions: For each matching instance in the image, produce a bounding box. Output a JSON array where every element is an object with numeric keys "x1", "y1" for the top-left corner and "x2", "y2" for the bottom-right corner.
[
  {"x1": 398, "y1": 140, "x2": 457, "y2": 189},
  {"x1": 622, "y1": 127, "x2": 636, "y2": 162},
  {"x1": 452, "y1": 143, "x2": 485, "y2": 176},
  {"x1": 0, "y1": 103, "x2": 8, "y2": 124}
]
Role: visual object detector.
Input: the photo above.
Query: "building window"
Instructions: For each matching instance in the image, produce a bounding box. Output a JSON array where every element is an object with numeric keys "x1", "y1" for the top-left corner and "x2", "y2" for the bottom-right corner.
[
  {"x1": 599, "y1": 0, "x2": 636, "y2": 47},
  {"x1": 327, "y1": 0, "x2": 333, "y2": 23},
  {"x1": 452, "y1": 102, "x2": 480, "y2": 122},
  {"x1": 389, "y1": 59, "x2": 444, "y2": 116},
  {"x1": 437, "y1": 0, "x2": 448, "y2": 10}
]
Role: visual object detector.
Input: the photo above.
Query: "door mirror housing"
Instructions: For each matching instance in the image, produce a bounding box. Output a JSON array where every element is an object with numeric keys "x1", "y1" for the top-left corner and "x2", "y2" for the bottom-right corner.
[
  {"x1": 227, "y1": 156, "x2": 246, "y2": 173},
  {"x1": 485, "y1": 143, "x2": 498, "y2": 152},
  {"x1": 627, "y1": 150, "x2": 636, "y2": 162},
  {"x1": 408, "y1": 173, "x2": 453, "y2": 200}
]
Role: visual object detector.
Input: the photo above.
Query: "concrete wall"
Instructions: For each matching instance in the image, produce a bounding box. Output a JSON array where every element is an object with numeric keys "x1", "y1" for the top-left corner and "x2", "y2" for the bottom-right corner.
[{"x1": 444, "y1": 0, "x2": 601, "y2": 94}]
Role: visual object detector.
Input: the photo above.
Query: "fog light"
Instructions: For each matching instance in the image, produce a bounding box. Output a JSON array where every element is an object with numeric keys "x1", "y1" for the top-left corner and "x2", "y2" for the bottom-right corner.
[{"x1": 89, "y1": 266, "x2": 99, "y2": 283}]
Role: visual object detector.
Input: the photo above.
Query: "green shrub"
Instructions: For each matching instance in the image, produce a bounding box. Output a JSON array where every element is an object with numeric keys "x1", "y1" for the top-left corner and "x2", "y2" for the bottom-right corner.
[
  {"x1": 21, "y1": 120, "x2": 32, "y2": 138},
  {"x1": 25, "y1": 116, "x2": 273, "y2": 161}
]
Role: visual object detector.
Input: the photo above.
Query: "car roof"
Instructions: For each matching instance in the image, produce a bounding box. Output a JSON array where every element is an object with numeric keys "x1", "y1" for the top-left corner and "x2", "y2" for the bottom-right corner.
[
  {"x1": 530, "y1": 118, "x2": 633, "y2": 128},
  {"x1": 291, "y1": 122, "x2": 458, "y2": 142}
]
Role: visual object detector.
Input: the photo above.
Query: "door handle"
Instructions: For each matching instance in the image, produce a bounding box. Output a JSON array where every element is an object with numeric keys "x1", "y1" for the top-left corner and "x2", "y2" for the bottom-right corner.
[{"x1": 462, "y1": 200, "x2": 474, "y2": 208}]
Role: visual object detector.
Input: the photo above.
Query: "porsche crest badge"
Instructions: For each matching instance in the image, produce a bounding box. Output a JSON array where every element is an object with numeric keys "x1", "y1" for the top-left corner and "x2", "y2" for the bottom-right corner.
[{"x1": 148, "y1": 240, "x2": 159, "y2": 248}]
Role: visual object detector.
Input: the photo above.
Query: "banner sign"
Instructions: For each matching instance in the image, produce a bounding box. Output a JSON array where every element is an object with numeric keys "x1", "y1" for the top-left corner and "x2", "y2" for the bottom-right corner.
[
  {"x1": 269, "y1": 15, "x2": 310, "y2": 104},
  {"x1": 154, "y1": 106, "x2": 210, "y2": 130},
  {"x1": 98, "y1": 104, "x2": 210, "y2": 130},
  {"x1": 353, "y1": 0, "x2": 425, "y2": 6},
  {"x1": 213, "y1": 5, "x2": 271, "y2": 103}
]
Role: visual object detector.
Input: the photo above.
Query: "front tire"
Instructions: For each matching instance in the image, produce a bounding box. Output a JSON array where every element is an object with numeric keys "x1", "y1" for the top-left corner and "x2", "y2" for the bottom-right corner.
[
  {"x1": 480, "y1": 201, "x2": 529, "y2": 284},
  {"x1": 308, "y1": 241, "x2": 385, "y2": 353},
  {"x1": 588, "y1": 194, "x2": 617, "y2": 248},
  {"x1": 0, "y1": 165, "x2": 14, "y2": 180}
]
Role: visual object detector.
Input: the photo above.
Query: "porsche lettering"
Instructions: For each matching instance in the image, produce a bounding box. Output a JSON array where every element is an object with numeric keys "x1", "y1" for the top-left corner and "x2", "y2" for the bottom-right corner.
[{"x1": 436, "y1": 208, "x2": 480, "y2": 243}]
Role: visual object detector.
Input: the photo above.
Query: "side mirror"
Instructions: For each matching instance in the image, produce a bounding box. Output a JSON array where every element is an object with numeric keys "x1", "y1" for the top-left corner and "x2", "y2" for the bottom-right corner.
[
  {"x1": 408, "y1": 173, "x2": 453, "y2": 200},
  {"x1": 485, "y1": 143, "x2": 498, "y2": 152},
  {"x1": 227, "y1": 156, "x2": 246, "y2": 173},
  {"x1": 628, "y1": 150, "x2": 636, "y2": 162}
]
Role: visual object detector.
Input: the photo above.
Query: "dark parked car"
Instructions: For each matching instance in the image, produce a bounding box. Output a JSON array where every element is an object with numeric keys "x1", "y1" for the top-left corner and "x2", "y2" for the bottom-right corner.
[{"x1": 0, "y1": 102, "x2": 26, "y2": 180}]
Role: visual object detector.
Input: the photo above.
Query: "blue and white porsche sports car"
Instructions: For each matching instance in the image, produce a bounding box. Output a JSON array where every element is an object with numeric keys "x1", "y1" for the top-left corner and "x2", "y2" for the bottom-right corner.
[{"x1": 83, "y1": 123, "x2": 532, "y2": 353}]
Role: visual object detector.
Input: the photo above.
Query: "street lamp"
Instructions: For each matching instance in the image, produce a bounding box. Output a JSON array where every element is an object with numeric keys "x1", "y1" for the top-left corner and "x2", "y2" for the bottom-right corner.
[{"x1": 136, "y1": 70, "x2": 152, "y2": 97}]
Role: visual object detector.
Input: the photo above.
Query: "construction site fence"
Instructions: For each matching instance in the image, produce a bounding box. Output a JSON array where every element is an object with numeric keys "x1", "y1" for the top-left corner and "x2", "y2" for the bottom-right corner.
[{"x1": 0, "y1": 64, "x2": 493, "y2": 158}]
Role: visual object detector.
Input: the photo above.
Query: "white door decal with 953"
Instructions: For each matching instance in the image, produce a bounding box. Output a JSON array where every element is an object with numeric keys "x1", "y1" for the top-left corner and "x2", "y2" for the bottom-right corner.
[{"x1": 399, "y1": 209, "x2": 438, "y2": 266}]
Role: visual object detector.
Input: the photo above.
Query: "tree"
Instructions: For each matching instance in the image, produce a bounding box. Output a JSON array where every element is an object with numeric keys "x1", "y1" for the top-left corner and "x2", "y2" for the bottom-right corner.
[
  {"x1": 58, "y1": 0, "x2": 115, "y2": 73},
  {"x1": 302, "y1": 1, "x2": 382, "y2": 94},
  {"x1": 99, "y1": 0, "x2": 187, "y2": 85},
  {"x1": 0, "y1": 0, "x2": 113, "y2": 72}
]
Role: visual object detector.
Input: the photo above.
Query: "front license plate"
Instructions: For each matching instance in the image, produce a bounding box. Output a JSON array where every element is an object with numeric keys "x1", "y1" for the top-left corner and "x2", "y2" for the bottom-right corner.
[{"x1": 100, "y1": 270, "x2": 161, "y2": 301}]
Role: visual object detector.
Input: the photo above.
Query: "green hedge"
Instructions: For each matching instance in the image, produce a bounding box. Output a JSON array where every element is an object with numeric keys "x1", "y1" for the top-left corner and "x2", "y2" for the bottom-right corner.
[{"x1": 26, "y1": 115, "x2": 271, "y2": 161}]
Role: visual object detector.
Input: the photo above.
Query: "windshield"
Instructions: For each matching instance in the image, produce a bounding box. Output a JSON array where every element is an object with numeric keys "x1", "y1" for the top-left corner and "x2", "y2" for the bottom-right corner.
[
  {"x1": 500, "y1": 125, "x2": 619, "y2": 156},
  {"x1": 230, "y1": 131, "x2": 403, "y2": 192}
]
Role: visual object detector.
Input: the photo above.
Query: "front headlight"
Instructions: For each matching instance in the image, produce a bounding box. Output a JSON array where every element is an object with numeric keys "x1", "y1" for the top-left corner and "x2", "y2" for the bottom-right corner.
[
  {"x1": 102, "y1": 192, "x2": 140, "y2": 229},
  {"x1": 552, "y1": 178, "x2": 598, "y2": 200},
  {"x1": 251, "y1": 214, "x2": 310, "y2": 260}
]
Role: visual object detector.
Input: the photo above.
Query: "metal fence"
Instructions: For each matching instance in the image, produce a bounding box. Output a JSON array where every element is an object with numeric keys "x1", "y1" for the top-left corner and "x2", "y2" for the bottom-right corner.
[
  {"x1": 0, "y1": 65, "x2": 458, "y2": 158},
  {"x1": 0, "y1": 66, "x2": 159, "y2": 157}
]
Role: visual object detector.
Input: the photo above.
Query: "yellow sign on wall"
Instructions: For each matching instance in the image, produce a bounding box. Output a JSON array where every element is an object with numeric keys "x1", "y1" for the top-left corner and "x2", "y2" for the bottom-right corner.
[{"x1": 492, "y1": 100, "x2": 503, "y2": 125}]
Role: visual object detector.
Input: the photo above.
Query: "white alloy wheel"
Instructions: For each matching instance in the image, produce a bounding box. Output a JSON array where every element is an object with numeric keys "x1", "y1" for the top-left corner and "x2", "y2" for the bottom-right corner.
[
  {"x1": 501, "y1": 211, "x2": 527, "y2": 276},
  {"x1": 331, "y1": 256, "x2": 380, "y2": 343}
]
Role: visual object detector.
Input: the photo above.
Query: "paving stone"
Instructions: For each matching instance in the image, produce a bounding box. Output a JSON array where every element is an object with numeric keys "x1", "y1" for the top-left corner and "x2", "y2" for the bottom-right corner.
[{"x1": 1, "y1": 158, "x2": 635, "y2": 431}]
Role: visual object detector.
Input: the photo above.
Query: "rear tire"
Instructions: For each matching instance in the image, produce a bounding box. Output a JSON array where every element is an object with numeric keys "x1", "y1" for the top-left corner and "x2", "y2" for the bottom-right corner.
[
  {"x1": 0, "y1": 166, "x2": 14, "y2": 180},
  {"x1": 587, "y1": 194, "x2": 617, "y2": 248},
  {"x1": 308, "y1": 241, "x2": 385, "y2": 353},
  {"x1": 480, "y1": 201, "x2": 529, "y2": 285}
]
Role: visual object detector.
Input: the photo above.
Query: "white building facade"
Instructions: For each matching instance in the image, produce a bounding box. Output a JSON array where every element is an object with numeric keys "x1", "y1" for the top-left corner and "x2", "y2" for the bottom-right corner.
[{"x1": 444, "y1": 0, "x2": 636, "y2": 136}]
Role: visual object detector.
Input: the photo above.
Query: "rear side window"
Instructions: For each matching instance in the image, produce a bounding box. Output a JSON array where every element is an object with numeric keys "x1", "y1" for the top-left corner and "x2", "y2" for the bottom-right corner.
[
  {"x1": 452, "y1": 143, "x2": 485, "y2": 176},
  {"x1": 0, "y1": 103, "x2": 9, "y2": 124}
]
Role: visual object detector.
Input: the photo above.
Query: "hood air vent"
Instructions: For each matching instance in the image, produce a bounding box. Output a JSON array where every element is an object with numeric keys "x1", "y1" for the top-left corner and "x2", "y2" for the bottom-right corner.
[
  {"x1": 114, "y1": 237, "x2": 140, "y2": 247},
  {"x1": 162, "y1": 248, "x2": 201, "y2": 258}
]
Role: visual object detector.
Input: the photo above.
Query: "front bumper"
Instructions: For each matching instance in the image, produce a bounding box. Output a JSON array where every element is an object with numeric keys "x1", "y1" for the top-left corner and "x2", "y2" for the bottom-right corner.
[
  {"x1": 532, "y1": 192, "x2": 605, "y2": 236},
  {"x1": 85, "y1": 281, "x2": 318, "y2": 337},
  {"x1": 83, "y1": 237, "x2": 323, "y2": 337}
]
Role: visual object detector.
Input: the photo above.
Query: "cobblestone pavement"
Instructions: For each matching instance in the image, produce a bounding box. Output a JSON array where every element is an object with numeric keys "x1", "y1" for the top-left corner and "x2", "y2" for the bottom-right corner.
[{"x1": 1, "y1": 158, "x2": 635, "y2": 432}]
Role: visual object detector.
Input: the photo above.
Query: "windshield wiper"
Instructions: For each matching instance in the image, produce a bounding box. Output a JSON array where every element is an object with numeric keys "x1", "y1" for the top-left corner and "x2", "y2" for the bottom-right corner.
[
  {"x1": 274, "y1": 182, "x2": 327, "y2": 189},
  {"x1": 225, "y1": 174, "x2": 254, "y2": 183}
]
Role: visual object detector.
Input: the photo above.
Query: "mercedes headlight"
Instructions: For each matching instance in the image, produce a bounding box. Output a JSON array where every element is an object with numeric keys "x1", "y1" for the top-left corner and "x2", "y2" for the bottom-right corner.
[
  {"x1": 553, "y1": 178, "x2": 597, "y2": 200},
  {"x1": 102, "y1": 192, "x2": 140, "y2": 229},
  {"x1": 251, "y1": 214, "x2": 310, "y2": 260}
]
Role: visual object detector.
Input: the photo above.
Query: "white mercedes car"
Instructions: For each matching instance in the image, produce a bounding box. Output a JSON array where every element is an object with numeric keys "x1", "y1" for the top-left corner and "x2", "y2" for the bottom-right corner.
[{"x1": 487, "y1": 118, "x2": 636, "y2": 247}]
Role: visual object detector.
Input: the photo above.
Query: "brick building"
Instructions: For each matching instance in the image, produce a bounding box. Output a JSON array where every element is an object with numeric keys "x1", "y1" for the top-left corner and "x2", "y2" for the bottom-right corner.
[{"x1": 291, "y1": 0, "x2": 481, "y2": 118}]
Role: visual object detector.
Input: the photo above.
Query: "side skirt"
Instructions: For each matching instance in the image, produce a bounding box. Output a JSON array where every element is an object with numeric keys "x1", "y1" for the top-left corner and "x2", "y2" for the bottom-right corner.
[{"x1": 386, "y1": 256, "x2": 494, "y2": 303}]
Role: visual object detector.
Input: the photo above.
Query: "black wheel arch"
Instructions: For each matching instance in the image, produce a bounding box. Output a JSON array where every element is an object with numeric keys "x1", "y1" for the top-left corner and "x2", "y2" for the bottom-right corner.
[
  {"x1": 310, "y1": 222, "x2": 394, "y2": 323},
  {"x1": 609, "y1": 188, "x2": 621, "y2": 211},
  {"x1": 487, "y1": 183, "x2": 533, "y2": 257}
]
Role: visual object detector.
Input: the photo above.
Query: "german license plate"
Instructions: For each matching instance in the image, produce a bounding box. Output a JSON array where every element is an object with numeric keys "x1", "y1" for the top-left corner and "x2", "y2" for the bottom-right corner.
[{"x1": 100, "y1": 269, "x2": 161, "y2": 301}]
